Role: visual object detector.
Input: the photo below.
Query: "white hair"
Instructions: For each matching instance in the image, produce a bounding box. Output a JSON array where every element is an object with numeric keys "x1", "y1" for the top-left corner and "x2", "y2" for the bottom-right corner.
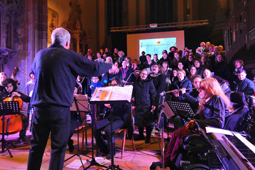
[
  {"x1": 105, "y1": 56, "x2": 113, "y2": 64},
  {"x1": 51, "y1": 27, "x2": 71, "y2": 46}
]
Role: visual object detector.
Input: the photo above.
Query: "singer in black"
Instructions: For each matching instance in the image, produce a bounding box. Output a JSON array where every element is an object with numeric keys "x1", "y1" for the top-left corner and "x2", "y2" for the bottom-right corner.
[
  {"x1": 94, "y1": 77, "x2": 132, "y2": 159},
  {"x1": 132, "y1": 69, "x2": 157, "y2": 143},
  {"x1": 27, "y1": 27, "x2": 112, "y2": 170}
]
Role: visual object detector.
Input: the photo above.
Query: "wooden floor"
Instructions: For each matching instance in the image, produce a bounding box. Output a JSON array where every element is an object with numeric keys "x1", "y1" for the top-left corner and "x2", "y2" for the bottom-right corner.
[{"x1": 0, "y1": 127, "x2": 170, "y2": 170}]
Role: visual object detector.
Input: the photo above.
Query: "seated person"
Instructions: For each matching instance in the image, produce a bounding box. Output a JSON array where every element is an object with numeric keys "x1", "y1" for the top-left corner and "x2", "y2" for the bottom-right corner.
[
  {"x1": 174, "y1": 75, "x2": 202, "y2": 130},
  {"x1": 162, "y1": 77, "x2": 233, "y2": 169},
  {"x1": 231, "y1": 69, "x2": 255, "y2": 96},
  {"x1": 203, "y1": 69, "x2": 231, "y2": 98},
  {"x1": 231, "y1": 59, "x2": 253, "y2": 83},
  {"x1": 171, "y1": 69, "x2": 192, "y2": 101},
  {"x1": 94, "y1": 77, "x2": 132, "y2": 159},
  {"x1": 101, "y1": 64, "x2": 121, "y2": 86},
  {"x1": 2, "y1": 78, "x2": 30, "y2": 144},
  {"x1": 90, "y1": 76, "x2": 102, "y2": 95}
]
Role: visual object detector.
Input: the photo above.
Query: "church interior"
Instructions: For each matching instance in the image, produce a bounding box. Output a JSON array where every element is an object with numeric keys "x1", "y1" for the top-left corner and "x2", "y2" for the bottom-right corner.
[{"x1": 1, "y1": 0, "x2": 255, "y2": 169}]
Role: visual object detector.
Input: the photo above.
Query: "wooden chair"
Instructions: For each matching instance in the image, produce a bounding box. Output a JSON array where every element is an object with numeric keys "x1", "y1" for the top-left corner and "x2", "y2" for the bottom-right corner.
[{"x1": 115, "y1": 128, "x2": 135, "y2": 159}]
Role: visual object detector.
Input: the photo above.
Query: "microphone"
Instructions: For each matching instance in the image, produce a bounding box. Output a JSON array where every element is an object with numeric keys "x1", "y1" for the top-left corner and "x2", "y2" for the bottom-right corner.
[{"x1": 160, "y1": 91, "x2": 166, "y2": 96}]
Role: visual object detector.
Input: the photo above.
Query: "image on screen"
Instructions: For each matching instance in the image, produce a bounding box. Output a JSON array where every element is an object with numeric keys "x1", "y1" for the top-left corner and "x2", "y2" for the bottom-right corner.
[{"x1": 139, "y1": 38, "x2": 176, "y2": 59}]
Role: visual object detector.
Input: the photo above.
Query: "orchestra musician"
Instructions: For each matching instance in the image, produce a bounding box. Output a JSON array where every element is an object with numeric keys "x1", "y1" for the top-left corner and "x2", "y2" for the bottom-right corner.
[
  {"x1": 1, "y1": 78, "x2": 30, "y2": 144},
  {"x1": 161, "y1": 77, "x2": 233, "y2": 169},
  {"x1": 173, "y1": 75, "x2": 202, "y2": 130},
  {"x1": 27, "y1": 27, "x2": 112, "y2": 170},
  {"x1": 94, "y1": 77, "x2": 132, "y2": 159}
]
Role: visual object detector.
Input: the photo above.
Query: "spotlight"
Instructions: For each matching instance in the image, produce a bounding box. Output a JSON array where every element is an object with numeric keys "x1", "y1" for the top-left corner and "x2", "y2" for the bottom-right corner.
[{"x1": 149, "y1": 23, "x2": 157, "y2": 28}]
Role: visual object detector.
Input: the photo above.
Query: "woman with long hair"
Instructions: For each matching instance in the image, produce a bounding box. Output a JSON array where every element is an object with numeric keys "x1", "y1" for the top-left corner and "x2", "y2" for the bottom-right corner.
[
  {"x1": 187, "y1": 66, "x2": 198, "y2": 82},
  {"x1": 161, "y1": 77, "x2": 233, "y2": 169}
]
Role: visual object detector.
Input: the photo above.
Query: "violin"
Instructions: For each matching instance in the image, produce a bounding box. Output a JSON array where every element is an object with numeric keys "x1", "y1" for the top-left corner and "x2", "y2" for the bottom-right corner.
[
  {"x1": 11, "y1": 67, "x2": 20, "y2": 86},
  {"x1": 0, "y1": 93, "x2": 23, "y2": 134}
]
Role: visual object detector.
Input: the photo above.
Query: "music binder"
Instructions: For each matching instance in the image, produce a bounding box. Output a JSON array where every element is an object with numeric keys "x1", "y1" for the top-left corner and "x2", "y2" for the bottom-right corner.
[
  {"x1": 90, "y1": 85, "x2": 133, "y2": 104},
  {"x1": 88, "y1": 85, "x2": 133, "y2": 170}
]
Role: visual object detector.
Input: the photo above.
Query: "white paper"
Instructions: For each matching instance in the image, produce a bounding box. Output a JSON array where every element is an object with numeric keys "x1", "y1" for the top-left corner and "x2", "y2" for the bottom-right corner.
[
  {"x1": 95, "y1": 157, "x2": 111, "y2": 165},
  {"x1": 91, "y1": 86, "x2": 113, "y2": 101},
  {"x1": 90, "y1": 85, "x2": 133, "y2": 103},
  {"x1": 205, "y1": 126, "x2": 233, "y2": 136},
  {"x1": 65, "y1": 159, "x2": 87, "y2": 169}
]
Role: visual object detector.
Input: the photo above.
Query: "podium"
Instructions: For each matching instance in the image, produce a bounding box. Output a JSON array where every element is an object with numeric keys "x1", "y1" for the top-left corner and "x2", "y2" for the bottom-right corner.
[
  {"x1": 88, "y1": 85, "x2": 133, "y2": 170},
  {"x1": 0, "y1": 101, "x2": 20, "y2": 158}
]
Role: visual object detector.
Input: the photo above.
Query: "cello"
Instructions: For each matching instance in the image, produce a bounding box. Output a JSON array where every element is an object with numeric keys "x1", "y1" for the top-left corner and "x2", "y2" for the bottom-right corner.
[
  {"x1": 0, "y1": 67, "x2": 23, "y2": 134},
  {"x1": 0, "y1": 93, "x2": 23, "y2": 134}
]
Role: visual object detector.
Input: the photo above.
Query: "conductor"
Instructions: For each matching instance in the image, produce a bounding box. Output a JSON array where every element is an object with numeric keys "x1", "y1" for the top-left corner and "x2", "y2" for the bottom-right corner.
[{"x1": 27, "y1": 27, "x2": 112, "y2": 170}]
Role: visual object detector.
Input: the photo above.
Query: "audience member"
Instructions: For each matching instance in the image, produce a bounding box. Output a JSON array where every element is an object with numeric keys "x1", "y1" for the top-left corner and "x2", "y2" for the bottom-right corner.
[
  {"x1": 187, "y1": 66, "x2": 198, "y2": 82},
  {"x1": 153, "y1": 54, "x2": 159, "y2": 63},
  {"x1": 139, "y1": 51, "x2": 147, "y2": 65},
  {"x1": 194, "y1": 59, "x2": 204, "y2": 76},
  {"x1": 143, "y1": 54, "x2": 155, "y2": 73},
  {"x1": 119, "y1": 60, "x2": 132, "y2": 83},
  {"x1": 231, "y1": 69, "x2": 255, "y2": 95},
  {"x1": 213, "y1": 54, "x2": 230, "y2": 82}
]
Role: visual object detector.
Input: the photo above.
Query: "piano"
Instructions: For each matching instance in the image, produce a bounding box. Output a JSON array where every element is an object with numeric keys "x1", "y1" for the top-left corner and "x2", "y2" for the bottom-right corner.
[{"x1": 206, "y1": 127, "x2": 255, "y2": 170}]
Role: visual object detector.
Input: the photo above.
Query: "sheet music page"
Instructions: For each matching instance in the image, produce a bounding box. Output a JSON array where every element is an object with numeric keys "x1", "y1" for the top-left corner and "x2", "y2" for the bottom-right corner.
[
  {"x1": 90, "y1": 85, "x2": 133, "y2": 102},
  {"x1": 90, "y1": 86, "x2": 113, "y2": 101},
  {"x1": 109, "y1": 85, "x2": 133, "y2": 102}
]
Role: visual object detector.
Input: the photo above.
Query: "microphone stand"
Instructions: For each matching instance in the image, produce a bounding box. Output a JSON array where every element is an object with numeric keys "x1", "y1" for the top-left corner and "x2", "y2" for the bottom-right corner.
[{"x1": 157, "y1": 92, "x2": 166, "y2": 169}]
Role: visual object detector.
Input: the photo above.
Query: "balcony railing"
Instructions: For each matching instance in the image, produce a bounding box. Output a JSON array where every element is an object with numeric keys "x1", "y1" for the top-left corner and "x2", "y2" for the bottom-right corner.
[{"x1": 224, "y1": 0, "x2": 255, "y2": 60}]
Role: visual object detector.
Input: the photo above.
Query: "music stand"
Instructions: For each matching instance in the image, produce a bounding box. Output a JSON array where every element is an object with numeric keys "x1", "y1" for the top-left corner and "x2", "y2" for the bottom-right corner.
[
  {"x1": 166, "y1": 101, "x2": 195, "y2": 118},
  {"x1": 64, "y1": 95, "x2": 90, "y2": 169},
  {"x1": 0, "y1": 101, "x2": 20, "y2": 158},
  {"x1": 89, "y1": 86, "x2": 133, "y2": 170}
]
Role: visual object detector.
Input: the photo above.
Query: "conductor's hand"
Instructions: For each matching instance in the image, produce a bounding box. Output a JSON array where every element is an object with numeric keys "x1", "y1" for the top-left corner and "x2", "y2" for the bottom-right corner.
[
  {"x1": 186, "y1": 120, "x2": 195, "y2": 129},
  {"x1": 180, "y1": 88, "x2": 186, "y2": 94},
  {"x1": 12, "y1": 92, "x2": 21, "y2": 97},
  {"x1": 132, "y1": 106, "x2": 136, "y2": 110},
  {"x1": 151, "y1": 105, "x2": 156, "y2": 111},
  {"x1": 104, "y1": 104, "x2": 111, "y2": 108}
]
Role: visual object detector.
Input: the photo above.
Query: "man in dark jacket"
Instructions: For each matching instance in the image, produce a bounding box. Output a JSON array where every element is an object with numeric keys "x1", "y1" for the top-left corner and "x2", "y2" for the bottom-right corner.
[
  {"x1": 27, "y1": 27, "x2": 112, "y2": 170},
  {"x1": 232, "y1": 69, "x2": 255, "y2": 95}
]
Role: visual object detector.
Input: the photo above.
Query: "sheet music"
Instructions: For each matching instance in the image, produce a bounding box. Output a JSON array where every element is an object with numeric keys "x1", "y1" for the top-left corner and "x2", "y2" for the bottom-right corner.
[
  {"x1": 92, "y1": 86, "x2": 113, "y2": 101},
  {"x1": 109, "y1": 86, "x2": 133, "y2": 102},
  {"x1": 90, "y1": 85, "x2": 133, "y2": 103}
]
